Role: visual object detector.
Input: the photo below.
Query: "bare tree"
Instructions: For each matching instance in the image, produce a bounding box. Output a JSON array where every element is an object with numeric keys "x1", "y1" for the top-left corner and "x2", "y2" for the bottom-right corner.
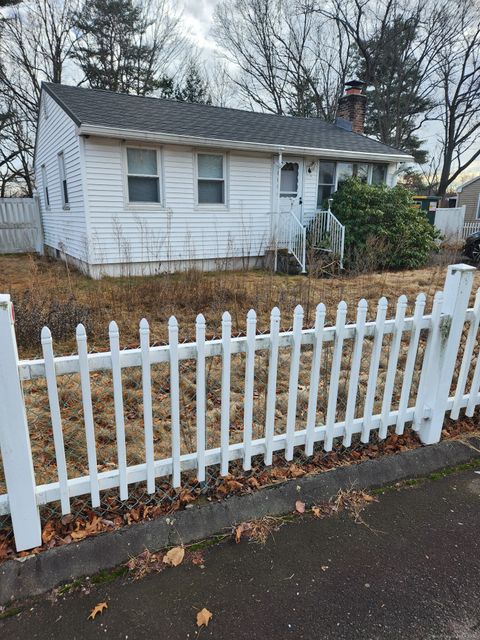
[
  {"x1": 276, "y1": 7, "x2": 352, "y2": 119},
  {"x1": 213, "y1": 0, "x2": 288, "y2": 114},
  {"x1": 0, "y1": 0, "x2": 79, "y2": 194},
  {"x1": 428, "y1": 0, "x2": 480, "y2": 195},
  {"x1": 213, "y1": 0, "x2": 352, "y2": 117}
]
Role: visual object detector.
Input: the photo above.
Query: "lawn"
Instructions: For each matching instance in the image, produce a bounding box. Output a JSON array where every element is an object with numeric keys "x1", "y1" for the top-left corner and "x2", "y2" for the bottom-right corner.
[
  {"x1": 0, "y1": 253, "x2": 478, "y2": 496},
  {"x1": 1, "y1": 252, "x2": 477, "y2": 359}
]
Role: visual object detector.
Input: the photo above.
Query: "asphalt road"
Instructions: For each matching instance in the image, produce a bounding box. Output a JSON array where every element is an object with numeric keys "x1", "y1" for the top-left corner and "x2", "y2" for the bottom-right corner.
[{"x1": 2, "y1": 468, "x2": 480, "y2": 640}]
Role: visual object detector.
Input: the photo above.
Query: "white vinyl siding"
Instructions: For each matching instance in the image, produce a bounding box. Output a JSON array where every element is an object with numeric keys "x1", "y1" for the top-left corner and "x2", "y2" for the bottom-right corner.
[
  {"x1": 83, "y1": 139, "x2": 272, "y2": 268},
  {"x1": 34, "y1": 91, "x2": 86, "y2": 260}
]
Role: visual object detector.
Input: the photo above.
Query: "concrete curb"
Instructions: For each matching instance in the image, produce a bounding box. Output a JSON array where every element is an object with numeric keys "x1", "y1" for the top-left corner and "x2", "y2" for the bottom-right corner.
[{"x1": 1, "y1": 438, "x2": 479, "y2": 605}]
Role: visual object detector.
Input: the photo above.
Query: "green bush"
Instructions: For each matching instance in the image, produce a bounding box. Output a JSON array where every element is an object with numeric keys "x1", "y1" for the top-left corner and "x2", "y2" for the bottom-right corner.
[{"x1": 331, "y1": 178, "x2": 439, "y2": 270}]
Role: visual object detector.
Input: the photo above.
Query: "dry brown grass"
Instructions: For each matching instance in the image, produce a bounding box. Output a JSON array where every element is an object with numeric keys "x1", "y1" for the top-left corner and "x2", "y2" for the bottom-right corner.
[
  {"x1": 1, "y1": 252, "x2": 478, "y2": 359},
  {"x1": 0, "y1": 253, "x2": 478, "y2": 496}
]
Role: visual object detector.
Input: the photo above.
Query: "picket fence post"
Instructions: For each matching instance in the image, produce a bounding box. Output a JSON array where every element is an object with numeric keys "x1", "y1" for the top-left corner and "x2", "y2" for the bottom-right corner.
[
  {"x1": 0, "y1": 294, "x2": 42, "y2": 551},
  {"x1": 416, "y1": 264, "x2": 476, "y2": 445}
]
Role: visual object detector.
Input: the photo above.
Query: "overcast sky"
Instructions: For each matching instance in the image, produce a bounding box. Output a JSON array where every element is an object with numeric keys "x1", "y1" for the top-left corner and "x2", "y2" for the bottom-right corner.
[{"x1": 182, "y1": 0, "x2": 220, "y2": 50}]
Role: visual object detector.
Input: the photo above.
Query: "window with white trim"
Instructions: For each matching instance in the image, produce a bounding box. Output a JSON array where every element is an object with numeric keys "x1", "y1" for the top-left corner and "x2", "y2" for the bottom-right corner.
[
  {"x1": 127, "y1": 148, "x2": 160, "y2": 203},
  {"x1": 317, "y1": 161, "x2": 336, "y2": 207},
  {"x1": 476, "y1": 195, "x2": 480, "y2": 220},
  {"x1": 197, "y1": 153, "x2": 225, "y2": 204},
  {"x1": 57, "y1": 151, "x2": 69, "y2": 208},
  {"x1": 41, "y1": 164, "x2": 50, "y2": 209}
]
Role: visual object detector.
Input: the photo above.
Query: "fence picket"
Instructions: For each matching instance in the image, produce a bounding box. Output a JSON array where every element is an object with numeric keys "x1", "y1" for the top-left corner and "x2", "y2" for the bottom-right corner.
[
  {"x1": 451, "y1": 288, "x2": 480, "y2": 419},
  {"x1": 413, "y1": 292, "x2": 444, "y2": 431},
  {"x1": 265, "y1": 307, "x2": 281, "y2": 465},
  {"x1": 108, "y1": 321, "x2": 128, "y2": 501},
  {"x1": 220, "y1": 311, "x2": 232, "y2": 476},
  {"x1": 324, "y1": 301, "x2": 347, "y2": 451},
  {"x1": 305, "y1": 303, "x2": 326, "y2": 456},
  {"x1": 361, "y1": 297, "x2": 388, "y2": 443},
  {"x1": 195, "y1": 314, "x2": 207, "y2": 482},
  {"x1": 343, "y1": 299, "x2": 368, "y2": 448},
  {"x1": 379, "y1": 295, "x2": 408, "y2": 439},
  {"x1": 243, "y1": 309, "x2": 257, "y2": 471},
  {"x1": 76, "y1": 324, "x2": 100, "y2": 508},
  {"x1": 285, "y1": 305, "x2": 304, "y2": 460},
  {"x1": 41, "y1": 327, "x2": 70, "y2": 514},
  {"x1": 140, "y1": 318, "x2": 155, "y2": 493},
  {"x1": 169, "y1": 316, "x2": 181, "y2": 488},
  {"x1": 396, "y1": 293, "x2": 426, "y2": 434}
]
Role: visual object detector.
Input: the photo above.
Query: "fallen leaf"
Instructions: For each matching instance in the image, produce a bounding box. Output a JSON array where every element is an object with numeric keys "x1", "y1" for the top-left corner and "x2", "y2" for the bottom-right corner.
[
  {"x1": 363, "y1": 494, "x2": 377, "y2": 503},
  {"x1": 288, "y1": 464, "x2": 306, "y2": 478},
  {"x1": 225, "y1": 479, "x2": 244, "y2": 492},
  {"x1": 196, "y1": 608, "x2": 213, "y2": 628},
  {"x1": 163, "y1": 546, "x2": 185, "y2": 567},
  {"x1": 41, "y1": 521, "x2": 56, "y2": 544},
  {"x1": 235, "y1": 522, "x2": 252, "y2": 544},
  {"x1": 88, "y1": 602, "x2": 108, "y2": 620},
  {"x1": 295, "y1": 500, "x2": 305, "y2": 514},
  {"x1": 312, "y1": 506, "x2": 322, "y2": 518}
]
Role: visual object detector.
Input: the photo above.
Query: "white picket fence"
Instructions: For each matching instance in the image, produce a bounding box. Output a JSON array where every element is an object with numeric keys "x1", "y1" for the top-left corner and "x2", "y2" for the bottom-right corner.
[
  {"x1": 0, "y1": 263, "x2": 479, "y2": 552},
  {"x1": 463, "y1": 221, "x2": 480, "y2": 238}
]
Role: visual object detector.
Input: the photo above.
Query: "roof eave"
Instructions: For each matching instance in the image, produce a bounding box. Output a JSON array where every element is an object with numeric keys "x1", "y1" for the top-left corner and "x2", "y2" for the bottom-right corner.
[{"x1": 77, "y1": 124, "x2": 414, "y2": 164}]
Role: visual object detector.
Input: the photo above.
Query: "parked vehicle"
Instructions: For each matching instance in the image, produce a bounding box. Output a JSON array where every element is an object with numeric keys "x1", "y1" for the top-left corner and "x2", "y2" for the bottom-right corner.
[{"x1": 463, "y1": 230, "x2": 480, "y2": 262}]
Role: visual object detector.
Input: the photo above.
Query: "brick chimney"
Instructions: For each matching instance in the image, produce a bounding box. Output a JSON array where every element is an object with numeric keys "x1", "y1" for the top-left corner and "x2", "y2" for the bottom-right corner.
[{"x1": 337, "y1": 80, "x2": 366, "y2": 134}]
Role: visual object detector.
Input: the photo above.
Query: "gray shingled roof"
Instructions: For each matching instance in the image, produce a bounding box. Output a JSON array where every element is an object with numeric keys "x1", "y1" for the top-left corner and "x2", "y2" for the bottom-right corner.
[{"x1": 43, "y1": 83, "x2": 410, "y2": 158}]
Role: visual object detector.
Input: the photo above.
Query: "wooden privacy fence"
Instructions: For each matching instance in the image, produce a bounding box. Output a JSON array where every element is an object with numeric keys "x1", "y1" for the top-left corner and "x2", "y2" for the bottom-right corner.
[
  {"x1": 0, "y1": 197, "x2": 43, "y2": 254},
  {"x1": 0, "y1": 263, "x2": 479, "y2": 551}
]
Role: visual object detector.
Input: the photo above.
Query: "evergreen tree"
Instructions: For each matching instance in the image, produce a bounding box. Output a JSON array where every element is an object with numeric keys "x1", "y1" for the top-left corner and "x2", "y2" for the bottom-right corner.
[
  {"x1": 174, "y1": 63, "x2": 211, "y2": 104},
  {"x1": 354, "y1": 16, "x2": 433, "y2": 163},
  {"x1": 73, "y1": 0, "x2": 163, "y2": 95}
]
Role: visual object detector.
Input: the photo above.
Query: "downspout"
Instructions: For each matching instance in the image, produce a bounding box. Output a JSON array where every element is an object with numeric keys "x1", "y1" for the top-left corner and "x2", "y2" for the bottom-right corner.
[
  {"x1": 273, "y1": 151, "x2": 283, "y2": 273},
  {"x1": 274, "y1": 151, "x2": 282, "y2": 273}
]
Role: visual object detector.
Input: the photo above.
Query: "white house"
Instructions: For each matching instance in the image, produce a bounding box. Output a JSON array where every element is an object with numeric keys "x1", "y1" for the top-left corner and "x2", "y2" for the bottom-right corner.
[{"x1": 34, "y1": 81, "x2": 412, "y2": 278}]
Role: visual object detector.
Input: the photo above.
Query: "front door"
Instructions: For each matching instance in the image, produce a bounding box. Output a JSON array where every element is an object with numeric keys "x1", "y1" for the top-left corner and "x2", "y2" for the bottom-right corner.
[
  {"x1": 280, "y1": 157, "x2": 303, "y2": 216},
  {"x1": 277, "y1": 157, "x2": 304, "y2": 244}
]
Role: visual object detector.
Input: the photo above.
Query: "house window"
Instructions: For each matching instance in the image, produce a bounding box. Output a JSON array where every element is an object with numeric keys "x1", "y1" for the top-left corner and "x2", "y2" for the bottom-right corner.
[
  {"x1": 57, "y1": 152, "x2": 69, "y2": 208},
  {"x1": 371, "y1": 164, "x2": 388, "y2": 185},
  {"x1": 41, "y1": 165, "x2": 50, "y2": 209},
  {"x1": 336, "y1": 162, "x2": 380, "y2": 188},
  {"x1": 197, "y1": 154, "x2": 225, "y2": 204},
  {"x1": 280, "y1": 162, "x2": 299, "y2": 197},
  {"x1": 355, "y1": 163, "x2": 369, "y2": 183},
  {"x1": 476, "y1": 195, "x2": 480, "y2": 220},
  {"x1": 317, "y1": 161, "x2": 336, "y2": 208},
  {"x1": 127, "y1": 148, "x2": 160, "y2": 203},
  {"x1": 336, "y1": 162, "x2": 354, "y2": 187}
]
